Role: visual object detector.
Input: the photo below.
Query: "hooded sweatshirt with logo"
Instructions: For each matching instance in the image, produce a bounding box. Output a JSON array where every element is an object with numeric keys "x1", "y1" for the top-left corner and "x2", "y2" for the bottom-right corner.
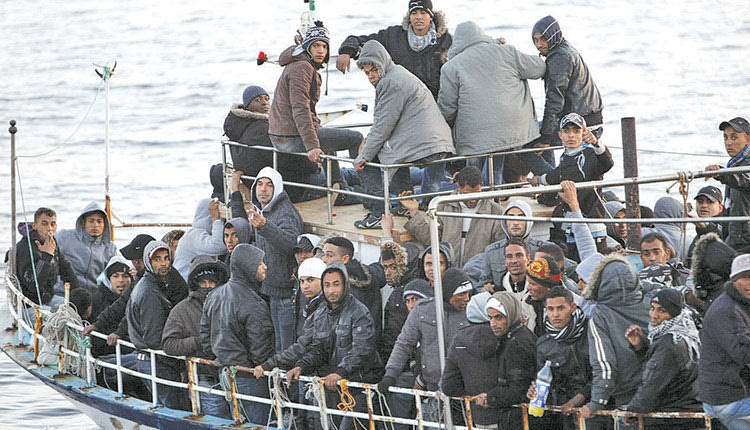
[
  {"x1": 173, "y1": 198, "x2": 227, "y2": 281},
  {"x1": 56, "y1": 201, "x2": 118, "y2": 293}
]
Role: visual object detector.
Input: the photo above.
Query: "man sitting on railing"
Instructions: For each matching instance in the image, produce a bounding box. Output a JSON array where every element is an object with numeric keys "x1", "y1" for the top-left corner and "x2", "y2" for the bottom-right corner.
[{"x1": 352, "y1": 39, "x2": 455, "y2": 229}]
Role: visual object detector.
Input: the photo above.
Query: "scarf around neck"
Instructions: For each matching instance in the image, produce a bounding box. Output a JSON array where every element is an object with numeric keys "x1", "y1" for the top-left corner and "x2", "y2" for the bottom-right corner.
[
  {"x1": 544, "y1": 307, "x2": 587, "y2": 343},
  {"x1": 728, "y1": 143, "x2": 750, "y2": 167},
  {"x1": 408, "y1": 22, "x2": 437, "y2": 52},
  {"x1": 647, "y1": 310, "x2": 701, "y2": 362}
]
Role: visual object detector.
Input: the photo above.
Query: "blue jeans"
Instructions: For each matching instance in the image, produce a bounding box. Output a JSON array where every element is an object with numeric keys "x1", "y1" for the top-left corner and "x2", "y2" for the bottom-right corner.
[
  {"x1": 199, "y1": 373, "x2": 231, "y2": 419},
  {"x1": 270, "y1": 297, "x2": 296, "y2": 352},
  {"x1": 235, "y1": 375, "x2": 271, "y2": 425},
  {"x1": 387, "y1": 372, "x2": 417, "y2": 430},
  {"x1": 360, "y1": 164, "x2": 413, "y2": 217},
  {"x1": 704, "y1": 398, "x2": 750, "y2": 429},
  {"x1": 136, "y1": 357, "x2": 189, "y2": 410},
  {"x1": 468, "y1": 154, "x2": 506, "y2": 186}
]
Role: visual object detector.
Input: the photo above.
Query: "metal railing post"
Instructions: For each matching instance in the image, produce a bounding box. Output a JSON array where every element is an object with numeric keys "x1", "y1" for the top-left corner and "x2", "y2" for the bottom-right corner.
[
  {"x1": 187, "y1": 358, "x2": 201, "y2": 415},
  {"x1": 16, "y1": 291, "x2": 23, "y2": 343},
  {"x1": 85, "y1": 347, "x2": 94, "y2": 385},
  {"x1": 228, "y1": 369, "x2": 242, "y2": 424},
  {"x1": 383, "y1": 167, "x2": 390, "y2": 224},
  {"x1": 326, "y1": 157, "x2": 334, "y2": 224},
  {"x1": 488, "y1": 155, "x2": 495, "y2": 191},
  {"x1": 621, "y1": 117, "x2": 642, "y2": 250},
  {"x1": 115, "y1": 342, "x2": 123, "y2": 395},
  {"x1": 414, "y1": 392, "x2": 424, "y2": 430},
  {"x1": 150, "y1": 351, "x2": 158, "y2": 406},
  {"x1": 222, "y1": 142, "x2": 231, "y2": 206},
  {"x1": 9, "y1": 120, "x2": 17, "y2": 279},
  {"x1": 33, "y1": 307, "x2": 41, "y2": 361},
  {"x1": 318, "y1": 379, "x2": 330, "y2": 430}
]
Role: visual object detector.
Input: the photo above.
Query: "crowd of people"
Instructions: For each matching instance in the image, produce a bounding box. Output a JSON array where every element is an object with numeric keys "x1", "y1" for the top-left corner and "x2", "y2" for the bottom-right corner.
[{"x1": 11, "y1": 2, "x2": 750, "y2": 429}]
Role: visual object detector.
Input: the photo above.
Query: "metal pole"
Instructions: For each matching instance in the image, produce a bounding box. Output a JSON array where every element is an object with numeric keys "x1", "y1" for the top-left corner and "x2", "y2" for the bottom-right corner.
[
  {"x1": 383, "y1": 167, "x2": 390, "y2": 221},
  {"x1": 621, "y1": 117, "x2": 642, "y2": 250},
  {"x1": 104, "y1": 75, "x2": 113, "y2": 241},
  {"x1": 222, "y1": 141, "x2": 230, "y2": 204},
  {"x1": 9, "y1": 120, "x2": 17, "y2": 279},
  {"x1": 326, "y1": 158, "x2": 334, "y2": 224},
  {"x1": 488, "y1": 155, "x2": 495, "y2": 191}
]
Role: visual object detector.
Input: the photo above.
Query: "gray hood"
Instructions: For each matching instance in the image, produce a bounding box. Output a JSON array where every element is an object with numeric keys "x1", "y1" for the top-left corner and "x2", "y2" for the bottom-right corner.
[
  {"x1": 188, "y1": 255, "x2": 229, "y2": 291},
  {"x1": 143, "y1": 240, "x2": 170, "y2": 274},
  {"x1": 357, "y1": 40, "x2": 394, "y2": 84},
  {"x1": 653, "y1": 196, "x2": 684, "y2": 225},
  {"x1": 75, "y1": 201, "x2": 112, "y2": 243},
  {"x1": 447, "y1": 21, "x2": 494, "y2": 60},
  {"x1": 252, "y1": 166, "x2": 284, "y2": 210},
  {"x1": 229, "y1": 243, "x2": 265, "y2": 288},
  {"x1": 501, "y1": 199, "x2": 534, "y2": 239},
  {"x1": 418, "y1": 242, "x2": 455, "y2": 279},
  {"x1": 466, "y1": 291, "x2": 491, "y2": 323},
  {"x1": 225, "y1": 217, "x2": 252, "y2": 245},
  {"x1": 604, "y1": 201, "x2": 626, "y2": 218},
  {"x1": 191, "y1": 198, "x2": 214, "y2": 232},
  {"x1": 583, "y1": 254, "x2": 643, "y2": 307},
  {"x1": 102, "y1": 255, "x2": 133, "y2": 293}
]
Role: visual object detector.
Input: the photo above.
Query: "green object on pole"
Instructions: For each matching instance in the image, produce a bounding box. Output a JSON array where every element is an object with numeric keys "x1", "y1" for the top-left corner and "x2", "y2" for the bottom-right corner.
[{"x1": 309, "y1": 0, "x2": 315, "y2": 11}]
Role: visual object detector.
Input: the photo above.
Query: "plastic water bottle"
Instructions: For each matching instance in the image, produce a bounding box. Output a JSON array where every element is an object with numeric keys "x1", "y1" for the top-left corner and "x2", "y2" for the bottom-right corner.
[{"x1": 528, "y1": 360, "x2": 553, "y2": 417}]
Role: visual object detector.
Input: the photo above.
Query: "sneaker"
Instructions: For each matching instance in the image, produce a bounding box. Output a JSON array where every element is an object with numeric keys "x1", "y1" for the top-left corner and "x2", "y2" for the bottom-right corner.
[
  {"x1": 354, "y1": 213, "x2": 382, "y2": 229},
  {"x1": 390, "y1": 204, "x2": 410, "y2": 217}
]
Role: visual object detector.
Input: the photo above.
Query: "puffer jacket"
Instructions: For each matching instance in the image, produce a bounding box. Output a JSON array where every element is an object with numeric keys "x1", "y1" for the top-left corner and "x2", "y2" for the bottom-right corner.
[
  {"x1": 535, "y1": 318, "x2": 592, "y2": 406},
  {"x1": 296, "y1": 263, "x2": 383, "y2": 382},
  {"x1": 379, "y1": 241, "x2": 421, "y2": 360},
  {"x1": 56, "y1": 201, "x2": 117, "y2": 293},
  {"x1": 438, "y1": 21, "x2": 545, "y2": 154},
  {"x1": 173, "y1": 198, "x2": 227, "y2": 281},
  {"x1": 355, "y1": 40, "x2": 454, "y2": 166},
  {"x1": 338, "y1": 11, "x2": 452, "y2": 99},
  {"x1": 405, "y1": 191, "x2": 505, "y2": 267},
  {"x1": 200, "y1": 244, "x2": 274, "y2": 368},
  {"x1": 250, "y1": 167, "x2": 304, "y2": 298},
  {"x1": 716, "y1": 158, "x2": 750, "y2": 252},
  {"x1": 532, "y1": 16, "x2": 603, "y2": 141},
  {"x1": 268, "y1": 46, "x2": 322, "y2": 151},
  {"x1": 582, "y1": 255, "x2": 650, "y2": 412}
]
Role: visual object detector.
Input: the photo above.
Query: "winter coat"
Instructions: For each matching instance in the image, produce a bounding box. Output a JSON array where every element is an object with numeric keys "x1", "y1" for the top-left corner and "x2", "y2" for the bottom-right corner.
[
  {"x1": 379, "y1": 241, "x2": 421, "y2": 360},
  {"x1": 687, "y1": 221, "x2": 722, "y2": 267},
  {"x1": 262, "y1": 292, "x2": 325, "y2": 371},
  {"x1": 536, "y1": 323, "x2": 592, "y2": 406},
  {"x1": 161, "y1": 288, "x2": 211, "y2": 358},
  {"x1": 56, "y1": 201, "x2": 117, "y2": 293},
  {"x1": 225, "y1": 104, "x2": 319, "y2": 202},
  {"x1": 641, "y1": 196, "x2": 693, "y2": 262},
  {"x1": 716, "y1": 158, "x2": 750, "y2": 252},
  {"x1": 384, "y1": 296, "x2": 468, "y2": 390},
  {"x1": 691, "y1": 232, "x2": 736, "y2": 310},
  {"x1": 90, "y1": 256, "x2": 132, "y2": 323},
  {"x1": 345, "y1": 258, "x2": 386, "y2": 339},
  {"x1": 438, "y1": 21, "x2": 545, "y2": 155},
  {"x1": 173, "y1": 198, "x2": 227, "y2": 281},
  {"x1": 355, "y1": 40, "x2": 454, "y2": 166},
  {"x1": 221, "y1": 217, "x2": 252, "y2": 267},
  {"x1": 15, "y1": 225, "x2": 78, "y2": 305},
  {"x1": 126, "y1": 240, "x2": 182, "y2": 351},
  {"x1": 268, "y1": 46, "x2": 322, "y2": 151},
  {"x1": 338, "y1": 12, "x2": 452, "y2": 99},
  {"x1": 200, "y1": 244, "x2": 274, "y2": 368},
  {"x1": 405, "y1": 192, "x2": 505, "y2": 267},
  {"x1": 296, "y1": 263, "x2": 383, "y2": 382},
  {"x1": 416, "y1": 241, "x2": 455, "y2": 281},
  {"x1": 534, "y1": 16, "x2": 603, "y2": 141},
  {"x1": 250, "y1": 167, "x2": 304, "y2": 298},
  {"x1": 582, "y1": 255, "x2": 650, "y2": 412},
  {"x1": 699, "y1": 283, "x2": 750, "y2": 405}
]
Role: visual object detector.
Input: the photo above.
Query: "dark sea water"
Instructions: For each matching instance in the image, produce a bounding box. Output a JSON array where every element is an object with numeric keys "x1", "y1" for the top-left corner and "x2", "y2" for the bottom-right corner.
[{"x1": 0, "y1": 0, "x2": 748, "y2": 428}]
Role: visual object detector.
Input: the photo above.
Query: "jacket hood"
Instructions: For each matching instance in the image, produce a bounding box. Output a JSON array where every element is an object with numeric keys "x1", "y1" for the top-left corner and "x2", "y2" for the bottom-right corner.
[
  {"x1": 102, "y1": 255, "x2": 133, "y2": 292},
  {"x1": 191, "y1": 198, "x2": 215, "y2": 232},
  {"x1": 583, "y1": 254, "x2": 642, "y2": 306},
  {"x1": 447, "y1": 21, "x2": 494, "y2": 60},
  {"x1": 210, "y1": 163, "x2": 225, "y2": 203},
  {"x1": 187, "y1": 255, "x2": 229, "y2": 291},
  {"x1": 357, "y1": 40, "x2": 394, "y2": 83},
  {"x1": 653, "y1": 196, "x2": 684, "y2": 225},
  {"x1": 229, "y1": 243, "x2": 265, "y2": 288},
  {"x1": 321, "y1": 261, "x2": 350, "y2": 306},
  {"x1": 278, "y1": 45, "x2": 304, "y2": 67},
  {"x1": 401, "y1": 10, "x2": 448, "y2": 38},
  {"x1": 604, "y1": 201, "x2": 626, "y2": 217},
  {"x1": 466, "y1": 291, "x2": 492, "y2": 323},
  {"x1": 229, "y1": 103, "x2": 270, "y2": 121},
  {"x1": 501, "y1": 199, "x2": 534, "y2": 239},
  {"x1": 252, "y1": 166, "x2": 284, "y2": 209},
  {"x1": 381, "y1": 241, "x2": 409, "y2": 284},
  {"x1": 489, "y1": 291, "x2": 523, "y2": 329},
  {"x1": 692, "y1": 232, "x2": 736, "y2": 292},
  {"x1": 532, "y1": 15, "x2": 565, "y2": 51},
  {"x1": 143, "y1": 240, "x2": 171, "y2": 273},
  {"x1": 225, "y1": 217, "x2": 252, "y2": 245},
  {"x1": 75, "y1": 201, "x2": 112, "y2": 243},
  {"x1": 417, "y1": 242, "x2": 454, "y2": 279}
]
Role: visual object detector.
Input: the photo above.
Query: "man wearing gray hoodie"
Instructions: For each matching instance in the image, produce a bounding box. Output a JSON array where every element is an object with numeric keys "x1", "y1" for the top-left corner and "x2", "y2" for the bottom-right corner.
[{"x1": 172, "y1": 198, "x2": 227, "y2": 281}]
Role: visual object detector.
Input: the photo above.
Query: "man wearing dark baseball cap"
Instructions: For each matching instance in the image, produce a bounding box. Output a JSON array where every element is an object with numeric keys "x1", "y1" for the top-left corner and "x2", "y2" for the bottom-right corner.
[
  {"x1": 120, "y1": 234, "x2": 155, "y2": 279},
  {"x1": 705, "y1": 116, "x2": 750, "y2": 253},
  {"x1": 687, "y1": 185, "x2": 725, "y2": 266}
]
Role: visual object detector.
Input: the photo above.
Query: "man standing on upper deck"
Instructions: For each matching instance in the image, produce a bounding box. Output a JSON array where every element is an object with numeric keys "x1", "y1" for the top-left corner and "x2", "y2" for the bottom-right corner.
[
  {"x1": 268, "y1": 21, "x2": 364, "y2": 195},
  {"x1": 336, "y1": 0, "x2": 452, "y2": 100}
]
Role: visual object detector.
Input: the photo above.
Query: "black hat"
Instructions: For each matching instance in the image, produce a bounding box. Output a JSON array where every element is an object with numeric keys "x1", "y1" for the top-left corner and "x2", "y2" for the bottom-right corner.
[
  {"x1": 719, "y1": 117, "x2": 750, "y2": 134},
  {"x1": 651, "y1": 288, "x2": 684, "y2": 318},
  {"x1": 105, "y1": 262, "x2": 131, "y2": 280},
  {"x1": 402, "y1": 278, "x2": 433, "y2": 300},
  {"x1": 695, "y1": 185, "x2": 723, "y2": 204},
  {"x1": 442, "y1": 268, "x2": 473, "y2": 301},
  {"x1": 408, "y1": 0, "x2": 434, "y2": 17},
  {"x1": 120, "y1": 234, "x2": 156, "y2": 260},
  {"x1": 69, "y1": 288, "x2": 92, "y2": 318}
]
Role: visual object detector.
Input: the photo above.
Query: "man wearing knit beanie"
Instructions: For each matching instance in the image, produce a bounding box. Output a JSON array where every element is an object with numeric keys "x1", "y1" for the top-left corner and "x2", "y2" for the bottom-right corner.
[
  {"x1": 524, "y1": 255, "x2": 562, "y2": 336},
  {"x1": 242, "y1": 85, "x2": 269, "y2": 112},
  {"x1": 442, "y1": 267, "x2": 473, "y2": 311}
]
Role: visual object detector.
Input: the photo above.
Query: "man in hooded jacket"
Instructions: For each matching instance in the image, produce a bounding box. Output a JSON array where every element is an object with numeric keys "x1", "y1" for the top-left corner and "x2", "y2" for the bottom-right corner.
[
  {"x1": 173, "y1": 198, "x2": 227, "y2": 281},
  {"x1": 352, "y1": 39, "x2": 455, "y2": 229},
  {"x1": 642, "y1": 196, "x2": 693, "y2": 263},
  {"x1": 56, "y1": 201, "x2": 117, "y2": 294},
  {"x1": 90, "y1": 256, "x2": 132, "y2": 356},
  {"x1": 200, "y1": 243, "x2": 273, "y2": 424},
  {"x1": 221, "y1": 216, "x2": 252, "y2": 267}
]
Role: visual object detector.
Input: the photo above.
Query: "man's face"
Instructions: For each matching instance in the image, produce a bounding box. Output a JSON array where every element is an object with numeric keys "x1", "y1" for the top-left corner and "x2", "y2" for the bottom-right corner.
[
  {"x1": 458, "y1": 183, "x2": 482, "y2": 209},
  {"x1": 559, "y1": 124, "x2": 584, "y2": 148},
  {"x1": 323, "y1": 271, "x2": 346, "y2": 307},
  {"x1": 409, "y1": 9, "x2": 432, "y2": 34},
  {"x1": 423, "y1": 252, "x2": 447, "y2": 284},
  {"x1": 32, "y1": 214, "x2": 57, "y2": 238},
  {"x1": 640, "y1": 239, "x2": 669, "y2": 267},
  {"x1": 449, "y1": 291, "x2": 471, "y2": 311},
  {"x1": 248, "y1": 94, "x2": 270, "y2": 114},
  {"x1": 488, "y1": 308, "x2": 509, "y2": 336},
  {"x1": 300, "y1": 276, "x2": 322, "y2": 299},
  {"x1": 224, "y1": 227, "x2": 240, "y2": 253},
  {"x1": 404, "y1": 294, "x2": 422, "y2": 312},
  {"x1": 362, "y1": 64, "x2": 381, "y2": 86},
  {"x1": 505, "y1": 244, "x2": 530, "y2": 278},
  {"x1": 84, "y1": 212, "x2": 106, "y2": 237},
  {"x1": 526, "y1": 277, "x2": 550, "y2": 301},
  {"x1": 734, "y1": 276, "x2": 750, "y2": 299},
  {"x1": 695, "y1": 196, "x2": 723, "y2": 218},
  {"x1": 198, "y1": 278, "x2": 218, "y2": 289},
  {"x1": 723, "y1": 126, "x2": 750, "y2": 158},
  {"x1": 322, "y1": 243, "x2": 349, "y2": 265},
  {"x1": 533, "y1": 32, "x2": 549, "y2": 56},
  {"x1": 649, "y1": 302, "x2": 673, "y2": 326},
  {"x1": 256, "y1": 177, "x2": 275, "y2": 207},
  {"x1": 256, "y1": 261, "x2": 267, "y2": 282},
  {"x1": 109, "y1": 271, "x2": 132, "y2": 295},
  {"x1": 382, "y1": 258, "x2": 400, "y2": 285},
  {"x1": 612, "y1": 210, "x2": 628, "y2": 239},
  {"x1": 150, "y1": 249, "x2": 171, "y2": 277},
  {"x1": 545, "y1": 296, "x2": 575, "y2": 330},
  {"x1": 504, "y1": 207, "x2": 528, "y2": 238},
  {"x1": 295, "y1": 249, "x2": 314, "y2": 265},
  {"x1": 309, "y1": 40, "x2": 328, "y2": 64}
]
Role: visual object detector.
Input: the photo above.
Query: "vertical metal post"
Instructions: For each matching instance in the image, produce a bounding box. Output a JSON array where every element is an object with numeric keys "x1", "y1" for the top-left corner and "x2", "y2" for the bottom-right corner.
[
  {"x1": 273, "y1": 149, "x2": 278, "y2": 170},
  {"x1": 365, "y1": 386, "x2": 375, "y2": 430},
  {"x1": 64, "y1": 282, "x2": 70, "y2": 305},
  {"x1": 187, "y1": 359, "x2": 201, "y2": 415},
  {"x1": 115, "y1": 342, "x2": 123, "y2": 395},
  {"x1": 488, "y1": 155, "x2": 495, "y2": 191},
  {"x1": 104, "y1": 74, "x2": 113, "y2": 241},
  {"x1": 33, "y1": 307, "x2": 41, "y2": 361},
  {"x1": 85, "y1": 347, "x2": 94, "y2": 385},
  {"x1": 318, "y1": 379, "x2": 330, "y2": 430},
  {"x1": 222, "y1": 142, "x2": 230, "y2": 204},
  {"x1": 383, "y1": 167, "x2": 390, "y2": 221},
  {"x1": 228, "y1": 369, "x2": 242, "y2": 424},
  {"x1": 150, "y1": 351, "x2": 158, "y2": 406},
  {"x1": 9, "y1": 120, "x2": 17, "y2": 279},
  {"x1": 16, "y1": 292, "x2": 23, "y2": 343},
  {"x1": 621, "y1": 117, "x2": 642, "y2": 250},
  {"x1": 414, "y1": 392, "x2": 424, "y2": 430},
  {"x1": 326, "y1": 157, "x2": 334, "y2": 224}
]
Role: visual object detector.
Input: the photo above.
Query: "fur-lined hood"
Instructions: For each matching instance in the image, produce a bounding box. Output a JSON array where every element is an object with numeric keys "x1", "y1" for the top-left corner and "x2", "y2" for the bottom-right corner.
[
  {"x1": 401, "y1": 10, "x2": 448, "y2": 38},
  {"x1": 582, "y1": 254, "x2": 642, "y2": 306},
  {"x1": 381, "y1": 241, "x2": 408, "y2": 282},
  {"x1": 691, "y1": 232, "x2": 736, "y2": 293},
  {"x1": 229, "y1": 103, "x2": 269, "y2": 121}
]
